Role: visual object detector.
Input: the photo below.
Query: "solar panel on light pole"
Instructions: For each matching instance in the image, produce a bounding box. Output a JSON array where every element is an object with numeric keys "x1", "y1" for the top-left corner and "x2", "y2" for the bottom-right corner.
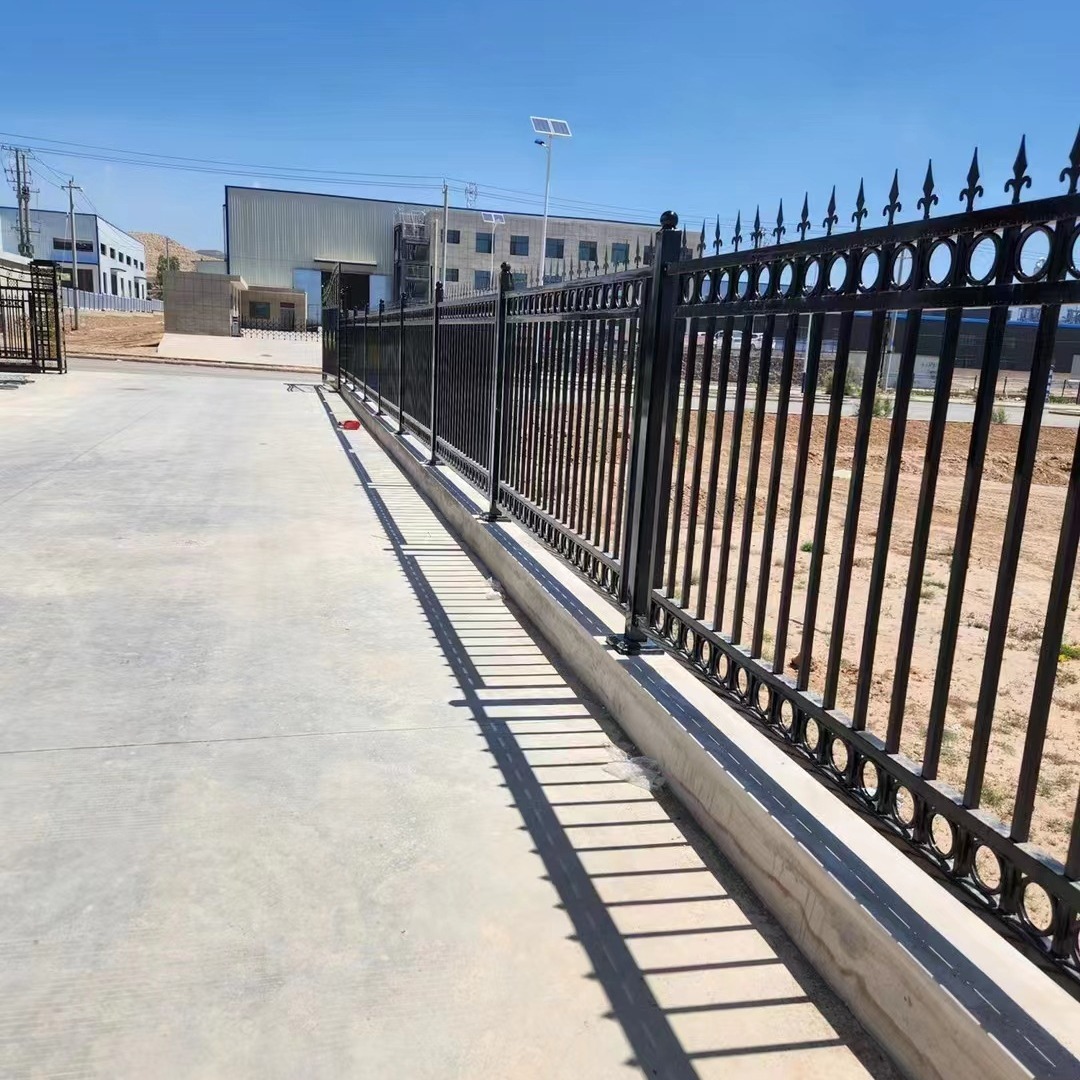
[{"x1": 529, "y1": 116, "x2": 572, "y2": 284}]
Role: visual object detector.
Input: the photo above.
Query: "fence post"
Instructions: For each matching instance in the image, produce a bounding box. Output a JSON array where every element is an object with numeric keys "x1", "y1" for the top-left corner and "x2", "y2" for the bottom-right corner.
[
  {"x1": 479, "y1": 262, "x2": 512, "y2": 521},
  {"x1": 428, "y1": 281, "x2": 443, "y2": 465},
  {"x1": 376, "y1": 300, "x2": 385, "y2": 415},
  {"x1": 397, "y1": 292, "x2": 407, "y2": 435},
  {"x1": 361, "y1": 304, "x2": 369, "y2": 401},
  {"x1": 609, "y1": 211, "x2": 683, "y2": 653}
]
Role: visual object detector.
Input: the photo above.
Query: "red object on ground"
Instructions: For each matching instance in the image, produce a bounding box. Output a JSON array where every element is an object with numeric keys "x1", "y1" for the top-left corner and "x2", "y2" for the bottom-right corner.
[{"x1": 340, "y1": 419, "x2": 360, "y2": 430}]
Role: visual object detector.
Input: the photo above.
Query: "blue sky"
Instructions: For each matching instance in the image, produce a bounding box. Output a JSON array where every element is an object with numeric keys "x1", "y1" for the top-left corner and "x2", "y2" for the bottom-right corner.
[{"x1": 4, "y1": 0, "x2": 1078, "y2": 249}]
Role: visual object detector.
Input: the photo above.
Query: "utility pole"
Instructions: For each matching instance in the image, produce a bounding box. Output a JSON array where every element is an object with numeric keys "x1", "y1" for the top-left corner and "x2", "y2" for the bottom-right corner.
[
  {"x1": 440, "y1": 181, "x2": 449, "y2": 287},
  {"x1": 12, "y1": 149, "x2": 34, "y2": 258},
  {"x1": 64, "y1": 178, "x2": 82, "y2": 329}
]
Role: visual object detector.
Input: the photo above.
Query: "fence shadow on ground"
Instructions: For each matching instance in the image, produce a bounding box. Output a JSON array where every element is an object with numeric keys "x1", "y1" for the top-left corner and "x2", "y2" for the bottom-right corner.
[{"x1": 314, "y1": 386, "x2": 897, "y2": 1078}]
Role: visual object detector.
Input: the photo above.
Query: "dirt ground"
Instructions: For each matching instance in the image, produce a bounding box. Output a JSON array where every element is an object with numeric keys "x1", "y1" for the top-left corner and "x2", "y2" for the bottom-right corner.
[
  {"x1": 662, "y1": 405, "x2": 1079, "y2": 868},
  {"x1": 64, "y1": 312, "x2": 163, "y2": 358}
]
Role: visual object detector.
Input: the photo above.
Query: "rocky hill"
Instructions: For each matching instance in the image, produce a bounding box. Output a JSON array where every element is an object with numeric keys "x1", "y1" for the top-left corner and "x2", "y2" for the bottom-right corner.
[{"x1": 131, "y1": 232, "x2": 219, "y2": 290}]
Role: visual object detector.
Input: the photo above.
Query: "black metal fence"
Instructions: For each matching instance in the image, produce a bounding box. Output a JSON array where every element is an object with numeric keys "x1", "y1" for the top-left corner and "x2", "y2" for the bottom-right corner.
[
  {"x1": 332, "y1": 131, "x2": 1080, "y2": 980},
  {"x1": 0, "y1": 261, "x2": 65, "y2": 373}
]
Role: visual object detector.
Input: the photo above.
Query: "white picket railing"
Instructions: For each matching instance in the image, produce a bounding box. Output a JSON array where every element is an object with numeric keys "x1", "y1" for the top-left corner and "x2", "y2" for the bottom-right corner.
[{"x1": 61, "y1": 288, "x2": 163, "y2": 314}]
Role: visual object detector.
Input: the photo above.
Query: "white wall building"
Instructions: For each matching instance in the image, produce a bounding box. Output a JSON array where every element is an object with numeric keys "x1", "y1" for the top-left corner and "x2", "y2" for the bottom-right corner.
[{"x1": 0, "y1": 207, "x2": 148, "y2": 299}]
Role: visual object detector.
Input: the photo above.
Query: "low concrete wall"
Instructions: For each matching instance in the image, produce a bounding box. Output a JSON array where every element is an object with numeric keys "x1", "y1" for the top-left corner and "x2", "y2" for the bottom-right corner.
[
  {"x1": 337, "y1": 380, "x2": 1080, "y2": 1080},
  {"x1": 163, "y1": 270, "x2": 240, "y2": 336}
]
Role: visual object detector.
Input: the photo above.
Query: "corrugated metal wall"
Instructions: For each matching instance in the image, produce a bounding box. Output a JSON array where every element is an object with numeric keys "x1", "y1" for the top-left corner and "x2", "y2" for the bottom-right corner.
[{"x1": 226, "y1": 188, "x2": 433, "y2": 288}]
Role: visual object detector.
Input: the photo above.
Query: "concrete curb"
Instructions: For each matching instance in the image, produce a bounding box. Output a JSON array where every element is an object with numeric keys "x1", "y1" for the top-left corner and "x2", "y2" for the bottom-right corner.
[
  {"x1": 336, "y1": 383, "x2": 1080, "y2": 1080},
  {"x1": 68, "y1": 353, "x2": 318, "y2": 375}
]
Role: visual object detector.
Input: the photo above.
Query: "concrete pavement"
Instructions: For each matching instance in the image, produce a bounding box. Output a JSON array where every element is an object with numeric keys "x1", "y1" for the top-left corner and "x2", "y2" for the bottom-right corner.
[{"x1": 0, "y1": 366, "x2": 895, "y2": 1079}]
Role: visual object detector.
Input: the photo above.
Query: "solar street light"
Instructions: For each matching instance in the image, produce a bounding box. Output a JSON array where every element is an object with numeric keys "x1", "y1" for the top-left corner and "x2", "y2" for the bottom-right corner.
[{"x1": 529, "y1": 117, "x2": 572, "y2": 282}]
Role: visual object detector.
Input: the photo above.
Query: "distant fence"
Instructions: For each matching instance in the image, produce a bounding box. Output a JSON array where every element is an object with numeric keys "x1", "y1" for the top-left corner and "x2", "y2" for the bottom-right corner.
[
  {"x1": 61, "y1": 288, "x2": 162, "y2": 314},
  {"x1": 330, "y1": 129, "x2": 1080, "y2": 981}
]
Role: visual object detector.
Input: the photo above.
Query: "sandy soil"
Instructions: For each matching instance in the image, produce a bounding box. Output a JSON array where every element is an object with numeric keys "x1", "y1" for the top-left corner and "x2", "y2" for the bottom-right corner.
[
  {"x1": 662, "y1": 405, "x2": 1079, "y2": 867},
  {"x1": 65, "y1": 312, "x2": 164, "y2": 358}
]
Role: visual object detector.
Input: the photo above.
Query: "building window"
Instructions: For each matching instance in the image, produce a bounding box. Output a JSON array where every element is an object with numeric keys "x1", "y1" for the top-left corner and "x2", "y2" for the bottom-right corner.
[
  {"x1": 109, "y1": 248, "x2": 115, "y2": 259},
  {"x1": 52, "y1": 238, "x2": 73, "y2": 251},
  {"x1": 249, "y1": 301, "x2": 271, "y2": 319},
  {"x1": 642, "y1": 244, "x2": 655, "y2": 266},
  {"x1": 126, "y1": 255, "x2": 132, "y2": 265},
  {"x1": 611, "y1": 242, "x2": 630, "y2": 266},
  {"x1": 100, "y1": 243, "x2": 107, "y2": 255},
  {"x1": 446, "y1": 229, "x2": 460, "y2": 244},
  {"x1": 578, "y1": 240, "x2": 598, "y2": 264},
  {"x1": 140, "y1": 261, "x2": 144, "y2": 270},
  {"x1": 475, "y1": 231, "x2": 492, "y2": 254},
  {"x1": 509, "y1": 235, "x2": 529, "y2": 256},
  {"x1": 512, "y1": 272, "x2": 528, "y2": 291},
  {"x1": 445, "y1": 268, "x2": 459, "y2": 282},
  {"x1": 474, "y1": 269, "x2": 491, "y2": 291},
  {"x1": 545, "y1": 238, "x2": 564, "y2": 260}
]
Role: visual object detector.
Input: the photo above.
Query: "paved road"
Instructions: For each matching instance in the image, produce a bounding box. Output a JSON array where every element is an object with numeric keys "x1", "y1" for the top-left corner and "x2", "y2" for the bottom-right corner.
[{"x1": 0, "y1": 364, "x2": 894, "y2": 1079}]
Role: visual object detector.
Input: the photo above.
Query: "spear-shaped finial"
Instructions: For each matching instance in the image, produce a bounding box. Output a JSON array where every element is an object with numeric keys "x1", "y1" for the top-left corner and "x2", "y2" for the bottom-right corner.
[
  {"x1": 882, "y1": 169, "x2": 902, "y2": 225},
  {"x1": 698, "y1": 219, "x2": 706, "y2": 257},
  {"x1": 732, "y1": 211, "x2": 743, "y2": 251},
  {"x1": 713, "y1": 214, "x2": 722, "y2": 254},
  {"x1": 634, "y1": 236, "x2": 641, "y2": 267},
  {"x1": 823, "y1": 186, "x2": 838, "y2": 235},
  {"x1": 751, "y1": 206, "x2": 764, "y2": 248},
  {"x1": 1004, "y1": 135, "x2": 1032, "y2": 204},
  {"x1": 852, "y1": 179, "x2": 868, "y2": 230},
  {"x1": 917, "y1": 159, "x2": 939, "y2": 219},
  {"x1": 773, "y1": 199, "x2": 786, "y2": 242},
  {"x1": 798, "y1": 193, "x2": 811, "y2": 241},
  {"x1": 960, "y1": 147, "x2": 984, "y2": 212},
  {"x1": 1060, "y1": 125, "x2": 1080, "y2": 194}
]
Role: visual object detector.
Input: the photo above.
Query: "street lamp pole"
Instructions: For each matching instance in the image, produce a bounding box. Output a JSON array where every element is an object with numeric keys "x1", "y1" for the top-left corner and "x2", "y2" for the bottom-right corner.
[
  {"x1": 538, "y1": 138, "x2": 552, "y2": 284},
  {"x1": 529, "y1": 117, "x2": 572, "y2": 286}
]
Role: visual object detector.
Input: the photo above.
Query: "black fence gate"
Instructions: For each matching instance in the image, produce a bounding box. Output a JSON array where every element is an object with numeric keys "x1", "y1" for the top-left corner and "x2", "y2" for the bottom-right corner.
[
  {"x1": 321, "y1": 264, "x2": 340, "y2": 384},
  {"x1": 335, "y1": 130, "x2": 1080, "y2": 981},
  {"x1": 0, "y1": 261, "x2": 65, "y2": 373}
]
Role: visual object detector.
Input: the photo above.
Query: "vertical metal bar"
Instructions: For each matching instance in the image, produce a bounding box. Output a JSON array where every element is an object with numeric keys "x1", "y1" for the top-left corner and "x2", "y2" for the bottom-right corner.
[
  {"x1": 1068, "y1": 786, "x2": 1080, "y2": 879},
  {"x1": 482, "y1": 264, "x2": 511, "y2": 520},
  {"x1": 854, "y1": 309, "x2": 923, "y2": 731},
  {"x1": 585, "y1": 317, "x2": 608, "y2": 544},
  {"x1": 679, "y1": 318, "x2": 717, "y2": 611},
  {"x1": 886, "y1": 308, "x2": 962, "y2": 749},
  {"x1": 796, "y1": 310, "x2": 855, "y2": 691},
  {"x1": 542, "y1": 321, "x2": 561, "y2": 513},
  {"x1": 427, "y1": 284, "x2": 442, "y2": 464},
  {"x1": 665, "y1": 320, "x2": 699, "y2": 597},
  {"x1": 569, "y1": 317, "x2": 590, "y2": 533},
  {"x1": 1012, "y1": 419, "x2": 1080, "y2": 840},
  {"x1": 751, "y1": 314, "x2": 799, "y2": 658},
  {"x1": 361, "y1": 305, "x2": 368, "y2": 401},
  {"x1": 616, "y1": 215, "x2": 683, "y2": 647},
  {"x1": 695, "y1": 316, "x2": 732, "y2": 622},
  {"x1": 923, "y1": 307, "x2": 1007, "y2": 771},
  {"x1": 397, "y1": 294, "x2": 406, "y2": 434},
  {"x1": 711, "y1": 315, "x2": 755, "y2": 631},
  {"x1": 822, "y1": 310, "x2": 887, "y2": 709},
  {"x1": 376, "y1": 300, "x2": 384, "y2": 416},
  {"x1": 965, "y1": 304, "x2": 1060, "y2": 806},
  {"x1": 732, "y1": 314, "x2": 777, "y2": 645},
  {"x1": 557, "y1": 317, "x2": 578, "y2": 524},
  {"x1": 596, "y1": 318, "x2": 617, "y2": 550},
  {"x1": 611, "y1": 315, "x2": 637, "y2": 564}
]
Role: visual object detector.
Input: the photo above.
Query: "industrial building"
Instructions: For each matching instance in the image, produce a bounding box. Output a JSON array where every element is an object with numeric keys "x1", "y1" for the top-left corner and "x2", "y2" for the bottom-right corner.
[
  {"x1": 0, "y1": 206, "x2": 147, "y2": 298},
  {"x1": 223, "y1": 186, "x2": 661, "y2": 320}
]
